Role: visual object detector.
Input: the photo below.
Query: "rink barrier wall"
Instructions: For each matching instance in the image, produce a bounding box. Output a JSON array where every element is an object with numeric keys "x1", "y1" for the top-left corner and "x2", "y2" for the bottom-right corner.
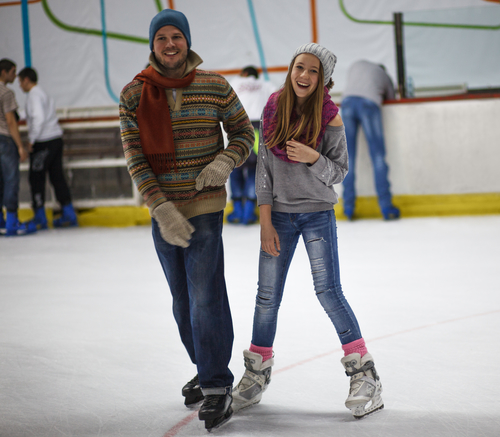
[
  {"x1": 16, "y1": 92, "x2": 500, "y2": 226},
  {"x1": 17, "y1": 191, "x2": 500, "y2": 227}
]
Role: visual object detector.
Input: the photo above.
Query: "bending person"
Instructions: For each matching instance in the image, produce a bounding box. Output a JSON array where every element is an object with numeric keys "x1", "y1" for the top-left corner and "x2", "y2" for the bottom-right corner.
[{"x1": 341, "y1": 60, "x2": 400, "y2": 220}]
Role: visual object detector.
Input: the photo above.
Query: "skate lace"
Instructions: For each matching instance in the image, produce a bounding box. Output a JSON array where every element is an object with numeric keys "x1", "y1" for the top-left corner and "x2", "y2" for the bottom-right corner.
[
  {"x1": 238, "y1": 367, "x2": 271, "y2": 391},
  {"x1": 237, "y1": 374, "x2": 254, "y2": 391},
  {"x1": 345, "y1": 360, "x2": 378, "y2": 380},
  {"x1": 204, "y1": 395, "x2": 222, "y2": 407}
]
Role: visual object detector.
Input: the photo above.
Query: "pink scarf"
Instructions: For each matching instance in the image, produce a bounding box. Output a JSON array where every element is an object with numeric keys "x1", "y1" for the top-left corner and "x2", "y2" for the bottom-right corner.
[{"x1": 262, "y1": 87, "x2": 338, "y2": 163}]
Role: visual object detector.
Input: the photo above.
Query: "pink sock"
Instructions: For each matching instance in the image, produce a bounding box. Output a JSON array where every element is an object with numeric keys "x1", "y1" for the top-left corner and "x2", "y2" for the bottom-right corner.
[
  {"x1": 249, "y1": 343, "x2": 273, "y2": 362},
  {"x1": 342, "y1": 338, "x2": 368, "y2": 357}
]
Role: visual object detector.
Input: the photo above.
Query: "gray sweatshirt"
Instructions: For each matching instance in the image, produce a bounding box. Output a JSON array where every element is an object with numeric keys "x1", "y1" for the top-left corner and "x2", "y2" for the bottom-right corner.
[
  {"x1": 256, "y1": 124, "x2": 348, "y2": 212},
  {"x1": 341, "y1": 60, "x2": 395, "y2": 107}
]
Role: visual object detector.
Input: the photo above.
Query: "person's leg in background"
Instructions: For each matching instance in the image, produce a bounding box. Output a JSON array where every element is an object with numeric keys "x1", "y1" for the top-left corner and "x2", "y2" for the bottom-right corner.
[
  {"x1": 46, "y1": 138, "x2": 78, "y2": 227},
  {"x1": 0, "y1": 134, "x2": 36, "y2": 236},
  {"x1": 241, "y1": 159, "x2": 257, "y2": 225},
  {"x1": 358, "y1": 100, "x2": 400, "y2": 220},
  {"x1": 341, "y1": 97, "x2": 361, "y2": 220},
  {"x1": 29, "y1": 141, "x2": 50, "y2": 229},
  {"x1": 227, "y1": 167, "x2": 244, "y2": 223}
]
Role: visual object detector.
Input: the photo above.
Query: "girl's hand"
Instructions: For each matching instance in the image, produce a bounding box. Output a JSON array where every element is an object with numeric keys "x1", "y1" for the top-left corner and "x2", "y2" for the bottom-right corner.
[
  {"x1": 261, "y1": 223, "x2": 280, "y2": 257},
  {"x1": 286, "y1": 139, "x2": 320, "y2": 164}
]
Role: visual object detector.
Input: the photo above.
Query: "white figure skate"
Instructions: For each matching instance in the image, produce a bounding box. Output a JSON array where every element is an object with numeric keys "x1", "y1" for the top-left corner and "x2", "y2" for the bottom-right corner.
[
  {"x1": 232, "y1": 350, "x2": 274, "y2": 412},
  {"x1": 341, "y1": 352, "x2": 384, "y2": 419}
]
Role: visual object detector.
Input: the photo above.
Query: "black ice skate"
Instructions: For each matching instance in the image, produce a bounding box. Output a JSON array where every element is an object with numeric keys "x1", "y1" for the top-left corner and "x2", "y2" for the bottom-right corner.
[
  {"x1": 182, "y1": 374, "x2": 204, "y2": 407},
  {"x1": 198, "y1": 389, "x2": 233, "y2": 432}
]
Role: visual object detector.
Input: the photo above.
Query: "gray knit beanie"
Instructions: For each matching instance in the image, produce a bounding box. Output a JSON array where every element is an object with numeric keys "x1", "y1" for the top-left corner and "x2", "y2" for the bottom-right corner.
[
  {"x1": 291, "y1": 43, "x2": 337, "y2": 86},
  {"x1": 149, "y1": 9, "x2": 191, "y2": 51}
]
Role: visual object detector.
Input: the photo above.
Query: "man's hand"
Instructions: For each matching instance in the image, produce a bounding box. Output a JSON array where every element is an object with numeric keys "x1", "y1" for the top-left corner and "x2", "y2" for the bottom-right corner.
[
  {"x1": 195, "y1": 154, "x2": 235, "y2": 191},
  {"x1": 151, "y1": 202, "x2": 195, "y2": 248}
]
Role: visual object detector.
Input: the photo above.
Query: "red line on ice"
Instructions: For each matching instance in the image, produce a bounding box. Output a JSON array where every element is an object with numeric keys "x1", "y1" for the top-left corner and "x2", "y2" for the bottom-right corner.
[{"x1": 163, "y1": 308, "x2": 500, "y2": 435}]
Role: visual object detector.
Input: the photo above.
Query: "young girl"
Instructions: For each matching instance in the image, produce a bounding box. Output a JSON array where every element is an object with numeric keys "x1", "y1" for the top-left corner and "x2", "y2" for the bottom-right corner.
[{"x1": 232, "y1": 43, "x2": 383, "y2": 419}]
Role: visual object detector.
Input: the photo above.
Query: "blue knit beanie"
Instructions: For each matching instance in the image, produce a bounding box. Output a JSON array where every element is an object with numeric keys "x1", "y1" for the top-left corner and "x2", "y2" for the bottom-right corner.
[{"x1": 149, "y1": 9, "x2": 191, "y2": 51}]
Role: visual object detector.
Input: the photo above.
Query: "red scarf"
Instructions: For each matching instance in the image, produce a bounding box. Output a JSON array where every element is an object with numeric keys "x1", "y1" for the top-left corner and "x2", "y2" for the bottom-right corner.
[
  {"x1": 263, "y1": 87, "x2": 338, "y2": 163},
  {"x1": 134, "y1": 66, "x2": 196, "y2": 173}
]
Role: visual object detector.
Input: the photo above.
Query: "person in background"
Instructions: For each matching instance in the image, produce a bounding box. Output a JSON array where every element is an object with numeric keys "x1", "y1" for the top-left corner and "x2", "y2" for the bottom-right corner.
[
  {"x1": 228, "y1": 66, "x2": 275, "y2": 224},
  {"x1": 0, "y1": 58, "x2": 36, "y2": 236},
  {"x1": 18, "y1": 67, "x2": 78, "y2": 229},
  {"x1": 341, "y1": 60, "x2": 400, "y2": 220},
  {"x1": 231, "y1": 44, "x2": 384, "y2": 419},
  {"x1": 119, "y1": 9, "x2": 254, "y2": 431}
]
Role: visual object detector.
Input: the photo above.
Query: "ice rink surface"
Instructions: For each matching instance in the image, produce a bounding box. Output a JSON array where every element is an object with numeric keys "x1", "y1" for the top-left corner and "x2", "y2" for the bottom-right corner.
[{"x1": 1, "y1": 215, "x2": 499, "y2": 437}]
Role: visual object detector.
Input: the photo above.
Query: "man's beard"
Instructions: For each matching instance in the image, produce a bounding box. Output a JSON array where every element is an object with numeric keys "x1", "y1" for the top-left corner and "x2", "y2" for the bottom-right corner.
[{"x1": 156, "y1": 52, "x2": 188, "y2": 76}]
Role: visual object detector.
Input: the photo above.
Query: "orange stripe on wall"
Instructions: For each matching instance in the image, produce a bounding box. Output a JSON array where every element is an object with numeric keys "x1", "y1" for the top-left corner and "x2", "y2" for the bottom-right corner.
[
  {"x1": 310, "y1": 0, "x2": 318, "y2": 42},
  {"x1": 0, "y1": 0, "x2": 41, "y2": 7},
  {"x1": 215, "y1": 65, "x2": 289, "y2": 77}
]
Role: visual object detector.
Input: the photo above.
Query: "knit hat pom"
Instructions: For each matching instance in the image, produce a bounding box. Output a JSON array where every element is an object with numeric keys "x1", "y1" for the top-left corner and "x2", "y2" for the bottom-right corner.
[
  {"x1": 291, "y1": 43, "x2": 337, "y2": 86},
  {"x1": 149, "y1": 9, "x2": 191, "y2": 51}
]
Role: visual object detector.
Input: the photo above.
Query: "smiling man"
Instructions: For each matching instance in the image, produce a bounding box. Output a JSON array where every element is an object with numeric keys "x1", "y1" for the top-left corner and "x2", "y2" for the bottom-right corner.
[
  {"x1": 119, "y1": 8, "x2": 254, "y2": 432},
  {"x1": 152, "y1": 25, "x2": 189, "y2": 76}
]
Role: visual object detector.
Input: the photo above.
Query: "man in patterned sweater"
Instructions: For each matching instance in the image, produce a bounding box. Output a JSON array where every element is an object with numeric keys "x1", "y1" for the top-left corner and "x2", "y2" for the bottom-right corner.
[{"x1": 119, "y1": 9, "x2": 254, "y2": 431}]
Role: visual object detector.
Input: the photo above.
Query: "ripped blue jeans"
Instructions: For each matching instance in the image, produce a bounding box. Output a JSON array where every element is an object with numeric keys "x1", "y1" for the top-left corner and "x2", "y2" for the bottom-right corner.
[{"x1": 251, "y1": 209, "x2": 362, "y2": 347}]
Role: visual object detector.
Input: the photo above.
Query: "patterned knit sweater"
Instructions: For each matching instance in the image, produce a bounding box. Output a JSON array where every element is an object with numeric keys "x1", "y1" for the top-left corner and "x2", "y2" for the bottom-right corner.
[{"x1": 119, "y1": 51, "x2": 254, "y2": 219}]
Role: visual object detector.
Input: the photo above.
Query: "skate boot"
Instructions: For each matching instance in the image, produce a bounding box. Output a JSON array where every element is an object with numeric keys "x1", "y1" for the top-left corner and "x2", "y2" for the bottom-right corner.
[
  {"x1": 53, "y1": 203, "x2": 78, "y2": 228},
  {"x1": 33, "y1": 207, "x2": 48, "y2": 230},
  {"x1": 0, "y1": 214, "x2": 6, "y2": 235},
  {"x1": 198, "y1": 387, "x2": 233, "y2": 432},
  {"x1": 5, "y1": 212, "x2": 37, "y2": 236},
  {"x1": 341, "y1": 352, "x2": 383, "y2": 419},
  {"x1": 181, "y1": 374, "x2": 204, "y2": 407},
  {"x1": 382, "y1": 205, "x2": 400, "y2": 221},
  {"x1": 227, "y1": 200, "x2": 243, "y2": 224},
  {"x1": 241, "y1": 200, "x2": 258, "y2": 225},
  {"x1": 232, "y1": 350, "x2": 273, "y2": 412}
]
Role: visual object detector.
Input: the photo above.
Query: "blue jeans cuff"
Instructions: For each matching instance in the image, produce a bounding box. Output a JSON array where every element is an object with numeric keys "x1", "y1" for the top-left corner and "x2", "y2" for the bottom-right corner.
[{"x1": 201, "y1": 386, "x2": 232, "y2": 396}]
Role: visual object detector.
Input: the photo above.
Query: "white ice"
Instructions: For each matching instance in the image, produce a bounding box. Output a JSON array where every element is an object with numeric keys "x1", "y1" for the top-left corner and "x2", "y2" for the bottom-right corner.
[{"x1": 1, "y1": 215, "x2": 499, "y2": 436}]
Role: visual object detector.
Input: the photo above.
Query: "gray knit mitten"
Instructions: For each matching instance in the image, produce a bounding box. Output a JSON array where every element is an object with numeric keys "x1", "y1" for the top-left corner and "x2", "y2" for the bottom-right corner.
[
  {"x1": 151, "y1": 202, "x2": 195, "y2": 248},
  {"x1": 195, "y1": 154, "x2": 235, "y2": 191}
]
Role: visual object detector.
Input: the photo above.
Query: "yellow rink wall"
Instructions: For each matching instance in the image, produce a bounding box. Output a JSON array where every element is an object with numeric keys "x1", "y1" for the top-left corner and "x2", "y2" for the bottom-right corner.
[{"x1": 18, "y1": 192, "x2": 500, "y2": 227}]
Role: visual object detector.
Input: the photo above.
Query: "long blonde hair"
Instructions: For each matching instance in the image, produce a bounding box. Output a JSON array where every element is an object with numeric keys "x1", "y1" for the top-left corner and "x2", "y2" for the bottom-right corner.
[{"x1": 267, "y1": 57, "x2": 333, "y2": 149}]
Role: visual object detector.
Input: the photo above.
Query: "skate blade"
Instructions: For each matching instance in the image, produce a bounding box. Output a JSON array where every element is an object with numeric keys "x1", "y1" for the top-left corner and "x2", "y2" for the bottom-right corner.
[
  {"x1": 232, "y1": 389, "x2": 263, "y2": 413},
  {"x1": 232, "y1": 397, "x2": 261, "y2": 413},
  {"x1": 205, "y1": 407, "x2": 233, "y2": 432},
  {"x1": 352, "y1": 398, "x2": 384, "y2": 420}
]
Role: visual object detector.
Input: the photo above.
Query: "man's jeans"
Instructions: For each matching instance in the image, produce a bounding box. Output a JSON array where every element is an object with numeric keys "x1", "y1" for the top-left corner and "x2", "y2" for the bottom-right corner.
[
  {"x1": 152, "y1": 210, "x2": 234, "y2": 390},
  {"x1": 0, "y1": 134, "x2": 20, "y2": 212},
  {"x1": 251, "y1": 210, "x2": 362, "y2": 348},
  {"x1": 341, "y1": 96, "x2": 393, "y2": 210}
]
